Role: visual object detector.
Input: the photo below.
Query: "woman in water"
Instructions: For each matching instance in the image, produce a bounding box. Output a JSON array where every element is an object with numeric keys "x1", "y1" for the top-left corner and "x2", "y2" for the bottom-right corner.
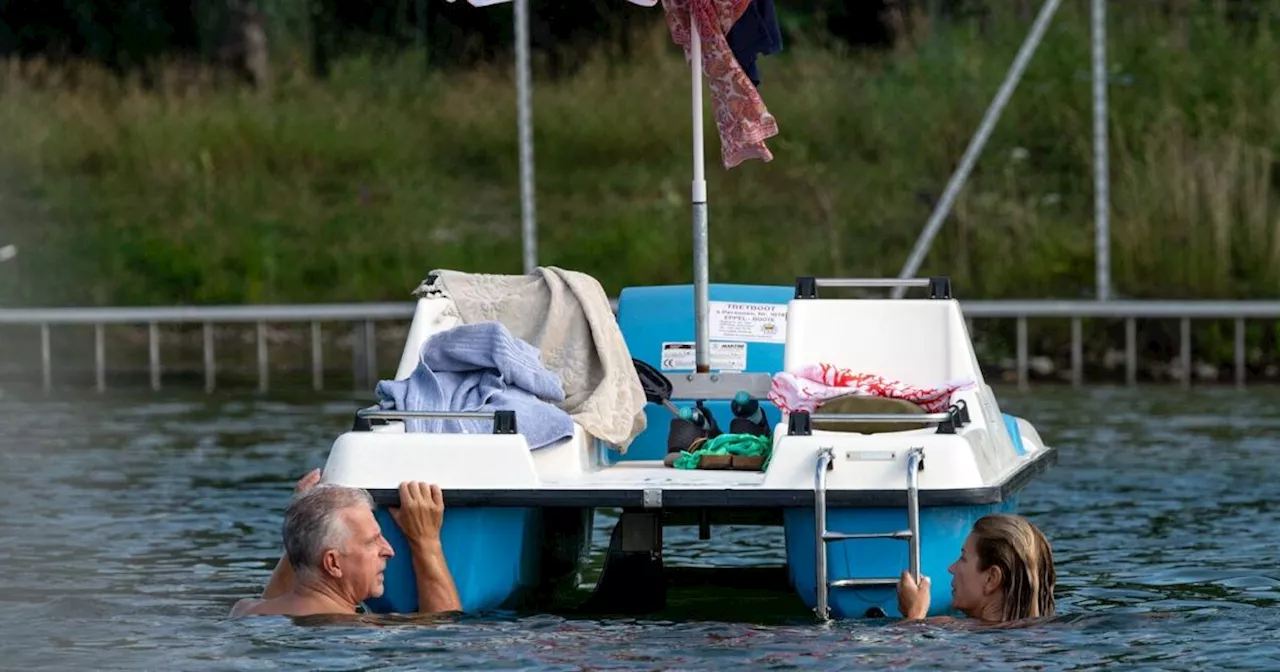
[{"x1": 897, "y1": 513, "x2": 1056, "y2": 623}]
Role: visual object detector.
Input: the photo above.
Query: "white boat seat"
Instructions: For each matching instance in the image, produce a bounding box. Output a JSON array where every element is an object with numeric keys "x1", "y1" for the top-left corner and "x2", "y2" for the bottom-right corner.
[{"x1": 782, "y1": 299, "x2": 983, "y2": 386}]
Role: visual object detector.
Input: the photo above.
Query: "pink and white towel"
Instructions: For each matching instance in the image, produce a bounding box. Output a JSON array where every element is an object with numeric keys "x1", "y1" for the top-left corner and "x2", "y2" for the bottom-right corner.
[{"x1": 768, "y1": 363, "x2": 975, "y2": 415}]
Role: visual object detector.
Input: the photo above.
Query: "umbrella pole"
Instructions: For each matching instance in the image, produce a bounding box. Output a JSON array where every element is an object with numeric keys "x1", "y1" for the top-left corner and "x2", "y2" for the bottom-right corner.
[{"x1": 689, "y1": 10, "x2": 710, "y2": 374}]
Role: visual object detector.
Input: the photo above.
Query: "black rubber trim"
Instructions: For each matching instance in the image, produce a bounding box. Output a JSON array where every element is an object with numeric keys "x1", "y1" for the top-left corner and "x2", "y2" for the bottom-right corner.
[
  {"x1": 366, "y1": 445, "x2": 1058, "y2": 509},
  {"x1": 928, "y1": 276, "x2": 952, "y2": 299}
]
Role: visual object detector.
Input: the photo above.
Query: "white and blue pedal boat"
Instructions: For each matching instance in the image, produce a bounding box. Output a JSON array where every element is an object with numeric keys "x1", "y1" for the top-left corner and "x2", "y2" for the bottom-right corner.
[
  {"x1": 318, "y1": 0, "x2": 1054, "y2": 622},
  {"x1": 318, "y1": 275, "x2": 1058, "y2": 621}
]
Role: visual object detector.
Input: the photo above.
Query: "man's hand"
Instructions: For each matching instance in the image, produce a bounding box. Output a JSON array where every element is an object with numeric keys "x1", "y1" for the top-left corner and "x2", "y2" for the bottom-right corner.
[
  {"x1": 389, "y1": 481, "x2": 461, "y2": 613},
  {"x1": 294, "y1": 468, "x2": 321, "y2": 495},
  {"x1": 389, "y1": 482, "x2": 445, "y2": 547},
  {"x1": 896, "y1": 570, "x2": 931, "y2": 620}
]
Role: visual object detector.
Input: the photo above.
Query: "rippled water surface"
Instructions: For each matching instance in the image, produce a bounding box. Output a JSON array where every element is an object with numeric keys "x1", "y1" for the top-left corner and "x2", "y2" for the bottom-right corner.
[{"x1": 2, "y1": 386, "x2": 1279, "y2": 670}]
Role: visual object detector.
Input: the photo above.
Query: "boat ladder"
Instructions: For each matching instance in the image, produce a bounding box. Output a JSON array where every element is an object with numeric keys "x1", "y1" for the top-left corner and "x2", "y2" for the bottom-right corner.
[{"x1": 813, "y1": 445, "x2": 925, "y2": 621}]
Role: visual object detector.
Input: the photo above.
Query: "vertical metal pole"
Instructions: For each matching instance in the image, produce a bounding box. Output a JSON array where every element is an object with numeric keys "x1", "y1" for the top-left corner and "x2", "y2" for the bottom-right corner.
[
  {"x1": 906, "y1": 448, "x2": 923, "y2": 585},
  {"x1": 256, "y1": 321, "x2": 269, "y2": 394},
  {"x1": 690, "y1": 10, "x2": 710, "y2": 373},
  {"x1": 1180, "y1": 317, "x2": 1191, "y2": 389},
  {"x1": 203, "y1": 322, "x2": 215, "y2": 393},
  {"x1": 1092, "y1": 0, "x2": 1111, "y2": 301},
  {"x1": 893, "y1": 0, "x2": 1064, "y2": 297},
  {"x1": 1234, "y1": 317, "x2": 1246, "y2": 389},
  {"x1": 149, "y1": 322, "x2": 160, "y2": 392},
  {"x1": 1125, "y1": 317, "x2": 1136, "y2": 386},
  {"x1": 311, "y1": 321, "x2": 324, "y2": 391},
  {"x1": 515, "y1": 0, "x2": 537, "y2": 275},
  {"x1": 94, "y1": 323, "x2": 105, "y2": 393},
  {"x1": 1070, "y1": 317, "x2": 1083, "y2": 387},
  {"x1": 1016, "y1": 316, "x2": 1029, "y2": 391},
  {"x1": 813, "y1": 448, "x2": 832, "y2": 621},
  {"x1": 40, "y1": 323, "x2": 51, "y2": 394},
  {"x1": 364, "y1": 320, "x2": 378, "y2": 385}
]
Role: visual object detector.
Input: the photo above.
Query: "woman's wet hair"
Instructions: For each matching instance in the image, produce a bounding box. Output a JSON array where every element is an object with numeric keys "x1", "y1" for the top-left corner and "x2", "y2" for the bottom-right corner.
[{"x1": 970, "y1": 514, "x2": 1056, "y2": 621}]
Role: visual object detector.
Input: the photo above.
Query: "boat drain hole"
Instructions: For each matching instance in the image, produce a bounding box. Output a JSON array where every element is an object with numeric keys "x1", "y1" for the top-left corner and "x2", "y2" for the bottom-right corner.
[{"x1": 865, "y1": 606, "x2": 887, "y2": 618}]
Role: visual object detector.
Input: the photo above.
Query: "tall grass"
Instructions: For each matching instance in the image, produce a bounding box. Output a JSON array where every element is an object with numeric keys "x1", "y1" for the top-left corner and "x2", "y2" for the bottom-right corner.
[{"x1": 1, "y1": 1, "x2": 1279, "y2": 308}]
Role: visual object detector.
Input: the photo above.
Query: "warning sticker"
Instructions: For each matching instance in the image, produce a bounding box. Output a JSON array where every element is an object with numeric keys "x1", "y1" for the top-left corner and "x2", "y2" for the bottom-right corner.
[
  {"x1": 660, "y1": 341, "x2": 748, "y2": 371},
  {"x1": 708, "y1": 301, "x2": 788, "y2": 344}
]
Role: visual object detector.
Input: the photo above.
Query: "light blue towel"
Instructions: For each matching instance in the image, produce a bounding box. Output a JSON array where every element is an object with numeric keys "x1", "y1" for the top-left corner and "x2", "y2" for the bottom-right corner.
[{"x1": 374, "y1": 320, "x2": 575, "y2": 450}]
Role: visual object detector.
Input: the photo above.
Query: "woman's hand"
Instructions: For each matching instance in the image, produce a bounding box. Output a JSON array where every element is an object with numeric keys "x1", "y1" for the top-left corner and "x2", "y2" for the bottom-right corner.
[{"x1": 896, "y1": 570, "x2": 932, "y2": 620}]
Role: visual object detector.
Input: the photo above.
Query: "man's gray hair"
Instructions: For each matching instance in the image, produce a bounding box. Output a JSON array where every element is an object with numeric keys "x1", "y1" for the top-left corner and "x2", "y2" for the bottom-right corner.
[{"x1": 282, "y1": 484, "x2": 375, "y2": 574}]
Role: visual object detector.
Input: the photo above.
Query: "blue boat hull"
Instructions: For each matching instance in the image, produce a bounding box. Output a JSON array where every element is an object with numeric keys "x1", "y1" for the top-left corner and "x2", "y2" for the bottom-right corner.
[{"x1": 363, "y1": 506, "x2": 591, "y2": 614}]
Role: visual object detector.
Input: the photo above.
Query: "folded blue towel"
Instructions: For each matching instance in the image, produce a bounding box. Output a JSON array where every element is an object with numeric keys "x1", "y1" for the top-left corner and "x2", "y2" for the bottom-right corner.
[{"x1": 374, "y1": 321, "x2": 575, "y2": 450}]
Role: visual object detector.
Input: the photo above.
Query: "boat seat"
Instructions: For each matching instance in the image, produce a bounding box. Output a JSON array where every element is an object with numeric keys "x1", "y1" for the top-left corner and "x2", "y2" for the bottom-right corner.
[{"x1": 810, "y1": 394, "x2": 932, "y2": 434}]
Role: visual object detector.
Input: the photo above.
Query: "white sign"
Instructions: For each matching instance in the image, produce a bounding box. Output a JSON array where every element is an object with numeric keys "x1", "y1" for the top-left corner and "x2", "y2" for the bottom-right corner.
[
  {"x1": 660, "y1": 341, "x2": 748, "y2": 371},
  {"x1": 709, "y1": 301, "x2": 787, "y2": 344}
]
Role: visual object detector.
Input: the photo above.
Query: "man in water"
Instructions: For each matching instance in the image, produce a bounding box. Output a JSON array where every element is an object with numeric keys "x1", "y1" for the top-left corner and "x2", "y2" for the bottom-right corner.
[{"x1": 231, "y1": 470, "x2": 462, "y2": 617}]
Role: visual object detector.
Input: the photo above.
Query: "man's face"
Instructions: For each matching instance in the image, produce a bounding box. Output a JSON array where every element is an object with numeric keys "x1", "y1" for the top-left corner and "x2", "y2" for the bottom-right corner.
[{"x1": 331, "y1": 506, "x2": 394, "y2": 599}]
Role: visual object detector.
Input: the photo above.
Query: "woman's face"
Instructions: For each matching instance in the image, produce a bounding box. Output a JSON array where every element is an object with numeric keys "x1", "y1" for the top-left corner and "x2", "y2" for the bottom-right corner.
[{"x1": 948, "y1": 532, "x2": 996, "y2": 615}]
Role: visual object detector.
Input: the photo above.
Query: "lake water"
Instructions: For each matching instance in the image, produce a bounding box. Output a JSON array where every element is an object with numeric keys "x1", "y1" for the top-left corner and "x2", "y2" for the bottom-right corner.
[{"x1": 1, "y1": 386, "x2": 1278, "y2": 670}]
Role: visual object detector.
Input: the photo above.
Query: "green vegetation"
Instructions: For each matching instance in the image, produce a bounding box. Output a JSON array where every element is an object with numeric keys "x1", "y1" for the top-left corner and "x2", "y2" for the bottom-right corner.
[{"x1": 1, "y1": 3, "x2": 1279, "y2": 309}]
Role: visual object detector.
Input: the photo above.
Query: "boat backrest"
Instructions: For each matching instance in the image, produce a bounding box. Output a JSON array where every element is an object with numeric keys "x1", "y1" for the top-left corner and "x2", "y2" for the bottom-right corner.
[
  {"x1": 394, "y1": 298, "x2": 461, "y2": 380},
  {"x1": 615, "y1": 283, "x2": 793, "y2": 461},
  {"x1": 783, "y1": 298, "x2": 984, "y2": 385}
]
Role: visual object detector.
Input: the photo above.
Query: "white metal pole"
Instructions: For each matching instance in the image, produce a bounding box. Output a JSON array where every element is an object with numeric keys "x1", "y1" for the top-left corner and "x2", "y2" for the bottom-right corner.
[
  {"x1": 1092, "y1": 0, "x2": 1111, "y2": 301},
  {"x1": 515, "y1": 0, "x2": 537, "y2": 275},
  {"x1": 690, "y1": 12, "x2": 710, "y2": 372},
  {"x1": 892, "y1": 0, "x2": 1063, "y2": 298}
]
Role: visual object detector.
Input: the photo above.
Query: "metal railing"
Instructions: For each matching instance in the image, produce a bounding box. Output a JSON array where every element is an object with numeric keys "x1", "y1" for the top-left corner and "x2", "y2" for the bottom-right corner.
[{"x1": 2, "y1": 300, "x2": 1279, "y2": 394}]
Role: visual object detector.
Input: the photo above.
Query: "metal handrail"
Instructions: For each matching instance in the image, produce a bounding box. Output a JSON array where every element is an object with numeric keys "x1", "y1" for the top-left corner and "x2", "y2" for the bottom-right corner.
[
  {"x1": 811, "y1": 413, "x2": 952, "y2": 424},
  {"x1": 813, "y1": 447, "x2": 834, "y2": 621},
  {"x1": 355, "y1": 407, "x2": 499, "y2": 421},
  {"x1": 906, "y1": 447, "x2": 924, "y2": 584},
  {"x1": 812, "y1": 278, "x2": 931, "y2": 289}
]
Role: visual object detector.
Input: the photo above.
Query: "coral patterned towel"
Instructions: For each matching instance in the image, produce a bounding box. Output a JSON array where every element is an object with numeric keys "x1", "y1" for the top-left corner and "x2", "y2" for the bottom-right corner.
[
  {"x1": 768, "y1": 363, "x2": 976, "y2": 415},
  {"x1": 661, "y1": 0, "x2": 779, "y2": 168}
]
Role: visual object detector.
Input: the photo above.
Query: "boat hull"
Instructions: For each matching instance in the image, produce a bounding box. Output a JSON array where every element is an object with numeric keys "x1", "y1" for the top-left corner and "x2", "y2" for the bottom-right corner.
[{"x1": 362, "y1": 506, "x2": 592, "y2": 615}]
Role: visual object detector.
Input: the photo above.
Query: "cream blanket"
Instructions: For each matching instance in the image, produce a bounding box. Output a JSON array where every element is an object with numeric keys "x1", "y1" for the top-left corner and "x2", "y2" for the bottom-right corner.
[{"x1": 414, "y1": 267, "x2": 647, "y2": 451}]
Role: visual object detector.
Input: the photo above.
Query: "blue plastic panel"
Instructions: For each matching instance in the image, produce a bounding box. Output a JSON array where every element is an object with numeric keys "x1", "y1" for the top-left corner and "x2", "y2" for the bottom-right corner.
[
  {"x1": 363, "y1": 507, "x2": 540, "y2": 614},
  {"x1": 616, "y1": 283, "x2": 793, "y2": 461}
]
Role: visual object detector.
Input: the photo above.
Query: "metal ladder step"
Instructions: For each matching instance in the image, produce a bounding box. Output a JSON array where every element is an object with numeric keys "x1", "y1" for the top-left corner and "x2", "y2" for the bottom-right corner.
[
  {"x1": 829, "y1": 578, "x2": 900, "y2": 588},
  {"x1": 822, "y1": 530, "x2": 912, "y2": 542},
  {"x1": 813, "y1": 445, "x2": 925, "y2": 621}
]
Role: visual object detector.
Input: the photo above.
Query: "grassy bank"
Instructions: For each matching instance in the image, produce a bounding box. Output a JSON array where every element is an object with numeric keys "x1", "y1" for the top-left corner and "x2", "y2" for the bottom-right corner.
[{"x1": 1, "y1": 3, "x2": 1279, "y2": 309}]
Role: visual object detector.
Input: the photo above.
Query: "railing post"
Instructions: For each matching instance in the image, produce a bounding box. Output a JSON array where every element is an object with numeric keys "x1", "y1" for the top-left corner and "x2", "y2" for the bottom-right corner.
[
  {"x1": 203, "y1": 322, "x2": 216, "y2": 393},
  {"x1": 94, "y1": 323, "x2": 106, "y2": 393},
  {"x1": 1070, "y1": 317, "x2": 1083, "y2": 388},
  {"x1": 364, "y1": 320, "x2": 377, "y2": 387},
  {"x1": 256, "y1": 321, "x2": 269, "y2": 393},
  {"x1": 1180, "y1": 317, "x2": 1191, "y2": 389},
  {"x1": 1016, "y1": 316, "x2": 1029, "y2": 391},
  {"x1": 1125, "y1": 317, "x2": 1136, "y2": 386},
  {"x1": 40, "y1": 323, "x2": 51, "y2": 394},
  {"x1": 149, "y1": 322, "x2": 161, "y2": 391},
  {"x1": 311, "y1": 321, "x2": 324, "y2": 392},
  {"x1": 1234, "y1": 317, "x2": 1246, "y2": 390}
]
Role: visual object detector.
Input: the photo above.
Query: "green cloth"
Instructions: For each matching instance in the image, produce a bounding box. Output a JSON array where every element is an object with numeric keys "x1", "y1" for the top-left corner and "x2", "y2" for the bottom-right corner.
[{"x1": 672, "y1": 433, "x2": 772, "y2": 470}]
